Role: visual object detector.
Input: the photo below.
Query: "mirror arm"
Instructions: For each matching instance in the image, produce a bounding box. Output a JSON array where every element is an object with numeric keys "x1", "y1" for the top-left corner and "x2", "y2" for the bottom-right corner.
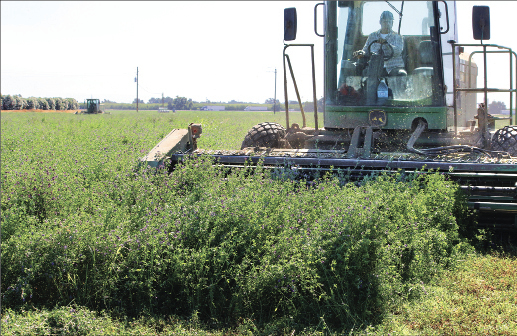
[{"x1": 314, "y1": 3, "x2": 325, "y2": 37}]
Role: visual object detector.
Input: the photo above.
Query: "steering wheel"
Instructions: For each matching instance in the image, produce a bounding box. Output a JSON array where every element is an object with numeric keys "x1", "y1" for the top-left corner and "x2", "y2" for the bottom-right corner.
[{"x1": 367, "y1": 40, "x2": 394, "y2": 61}]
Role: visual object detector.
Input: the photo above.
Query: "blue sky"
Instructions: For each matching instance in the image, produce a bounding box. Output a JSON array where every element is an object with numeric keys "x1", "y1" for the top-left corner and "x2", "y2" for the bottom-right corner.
[{"x1": 2, "y1": 1, "x2": 516, "y2": 107}]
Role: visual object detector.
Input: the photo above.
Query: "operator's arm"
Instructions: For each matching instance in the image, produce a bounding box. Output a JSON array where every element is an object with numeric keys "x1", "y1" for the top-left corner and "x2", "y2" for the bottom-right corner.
[{"x1": 361, "y1": 31, "x2": 379, "y2": 56}]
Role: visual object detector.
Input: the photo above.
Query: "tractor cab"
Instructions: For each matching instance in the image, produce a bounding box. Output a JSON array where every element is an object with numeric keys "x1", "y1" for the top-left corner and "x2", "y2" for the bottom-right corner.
[
  {"x1": 280, "y1": 0, "x2": 515, "y2": 154},
  {"x1": 324, "y1": 1, "x2": 451, "y2": 131},
  {"x1": 85, "y1": 99, "x2": 102, "y2": 114}
]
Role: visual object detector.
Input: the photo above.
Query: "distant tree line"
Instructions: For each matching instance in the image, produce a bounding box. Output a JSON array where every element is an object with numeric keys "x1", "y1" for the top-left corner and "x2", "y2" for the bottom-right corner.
[
  {"x1": 141, "y1": 96, "x2": 194, "y2": 110},
  {"x1": 488, "y1": 101, "x2": 507, "y2": 114},
  {"x1": 1, "y1": 94, "x2": 79, "y2": 110},
  {"x1": 147, "y1": 96, "x2": 174, "y2": 104},
  {"x1": 1, "y1": 94, "x2": 326, "y2": 112},
  {"x1": 92, "y1": 96, "x2": 195, "y2": 110},
  {"x1": 91, "y1": 102, "x2": 163, "y2": 110},
  {"x1": 167, "y1": 96, "x2": 194, "y2": 110}
]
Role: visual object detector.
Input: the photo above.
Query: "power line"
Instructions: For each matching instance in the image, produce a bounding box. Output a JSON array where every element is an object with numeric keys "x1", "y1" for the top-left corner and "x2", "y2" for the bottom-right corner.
[
  {"x1": 2, "y1": 72, "x2": 135, "y2": 78},
  {"x1": 138, "y1": 85, "x2": 162, "y2": 96}
]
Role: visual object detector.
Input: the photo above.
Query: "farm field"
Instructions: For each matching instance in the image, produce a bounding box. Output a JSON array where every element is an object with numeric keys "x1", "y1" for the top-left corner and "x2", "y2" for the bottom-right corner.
[{"x1": 1, "y1": 110, "x2": 516, "y2": 335}]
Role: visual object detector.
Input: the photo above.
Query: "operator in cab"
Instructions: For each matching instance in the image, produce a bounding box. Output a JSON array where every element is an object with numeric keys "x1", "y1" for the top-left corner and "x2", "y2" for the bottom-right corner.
[{"x1": 353, "y1": 11, "x2": 406, "y2": 77}]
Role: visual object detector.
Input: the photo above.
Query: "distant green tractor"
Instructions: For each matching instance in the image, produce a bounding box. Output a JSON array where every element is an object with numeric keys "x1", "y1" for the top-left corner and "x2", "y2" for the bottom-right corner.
[{"x1": 85, "y1": 99, "x2": 103, "y2": 114}]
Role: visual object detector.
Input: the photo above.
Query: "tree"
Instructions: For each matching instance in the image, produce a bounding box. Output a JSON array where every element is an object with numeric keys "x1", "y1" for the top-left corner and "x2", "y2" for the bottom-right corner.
[
  {"x1": 148, "y1": 96, "x2": 174, "y2": 104},
  {"x1": 38, "y1": 98, "x2": 49, "y2": 110},
  {"x1": 2, "y1": 95, "x2": 13, "y2": 110},
  {"x1": 300, "y1": 97, "x2": 324, "y2": 113},
  {"x1": 55, "y1": 97, "x2": 66, "y2": 110},
  {"x1": 46, "y1": 98, "x2": 56, "y2": 110},
  {"x1": 172, "y1": 96, "x2": 193, "y2": 110},
  {"x1": 26, "y1": 97, "x2": 38, "y2": 109},
  {"x1": 133, "y1": 98, "x2": 144, "y2": 104},
  {"x1": 66, "y1": 98, "x2": 79, "y2": 109},
  {"x1": 303, "y1": 101, "x2": 315, "y2": 112},
  {"x1": 488, "y1": 101, "x2": 507, "y2": 114},
  {"x1": 13, "y1": 96, "x2": 26, "y2": 110},
  {"x1": 263, "y1": 98, "x2": 280, "y2": 112},
  {"x1": 102, "y1": 99, "x2": 115, "y2": 103}
]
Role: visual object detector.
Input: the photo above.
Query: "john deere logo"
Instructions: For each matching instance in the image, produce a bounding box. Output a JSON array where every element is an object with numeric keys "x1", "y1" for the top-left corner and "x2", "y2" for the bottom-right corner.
[{"x1": 369, "y1": 110, "x2": 386, "y2": 127}]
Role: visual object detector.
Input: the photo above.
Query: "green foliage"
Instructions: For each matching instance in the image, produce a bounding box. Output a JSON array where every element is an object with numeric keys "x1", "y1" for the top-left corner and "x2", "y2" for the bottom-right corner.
[
  {"x1": 170, "y1": 96, "x2": 194, "y2": 110},
  {"x1": 0, "y1": 95, "x2": 78, "y2": 110},
  {"x1": 148, "y1": 96, "x2": 175, "y2": 104},
  {"x1": 2, "y1": 94, "x2": 14, "y2": 110},
  {"x1": 85, "y1": 102, "x2": 191, "y2": 111},
  {"x1": 302, "y1": 98, "x2": 325, "y2": 113},
  {"x1": 371, "y1": 253, "x2": 517, "y2": 335},
  {"x1": 66, "y1": 97, "x2": 79, "y2": 110},
  {"x1": 488, "y1": 100, "x2": 507, "y2": 114},
  {"x1": 38, "y1": 97, "x2": 50, "y2": 110},
  {"x1": 54, "y1": 97, "x2": 65, "y2": 110},
  {"x1": 0, "y1": 110, "x2": 478, "y2": 333},
  {"x1": 14, "y1": 96, "x2": 27, "y2": 110},
  {"x1": 81, "y1": 102, "x2": 280, "y2": 111},
  {"x1": 2, "y1": 305, "x2": 224, "y2": 335},
  {"x1": 26, "y1": 97, "x2": 39, "y2": 109},
  {"x1": 47, "y1": 97, "x2": 56, "y2": 110}
]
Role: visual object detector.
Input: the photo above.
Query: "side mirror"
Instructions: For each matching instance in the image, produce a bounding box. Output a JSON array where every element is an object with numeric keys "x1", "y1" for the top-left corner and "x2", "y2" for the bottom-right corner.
[
  {"x1": 284, "y1": 7, "x2": 297, "y2": 41},
  {"x1": 472, "y1": 6, "x2": 490, "y2": 40}
]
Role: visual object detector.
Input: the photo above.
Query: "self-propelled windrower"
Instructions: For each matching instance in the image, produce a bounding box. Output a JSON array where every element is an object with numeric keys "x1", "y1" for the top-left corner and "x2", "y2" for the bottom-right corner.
[{"x1": 142, "y1": 1, "x2": 517, "y2": 230}]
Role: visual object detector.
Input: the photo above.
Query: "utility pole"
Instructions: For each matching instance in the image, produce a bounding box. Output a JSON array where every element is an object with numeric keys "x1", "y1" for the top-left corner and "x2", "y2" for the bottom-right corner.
[
  {"x1": 274, "y1": 68, "x2": 277, "y2": 114},
  {"x1": 162, "y1": 92, "x2": 164, "y2": 107},
  {"x1": 135, "y1": 67, "x2": 139, "y2": 112},
  {"x1": 267, "y1": 67, "x2": 278, "y2": 114}
]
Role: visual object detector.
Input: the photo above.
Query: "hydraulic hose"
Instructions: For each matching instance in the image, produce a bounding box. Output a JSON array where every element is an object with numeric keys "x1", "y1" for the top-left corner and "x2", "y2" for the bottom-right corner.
[{"x1": 407, "y1": 119, "x2": 508, "y2": 158}]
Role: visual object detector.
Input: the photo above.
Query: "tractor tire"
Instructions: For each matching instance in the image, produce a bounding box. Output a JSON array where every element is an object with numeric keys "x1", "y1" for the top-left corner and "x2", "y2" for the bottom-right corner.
[
  {"x1": 240, "y1": 122, "x2": 287, "y2": 149},
  {"x1": 491, "y1": 125, "x2": 517, "y2": 156}
]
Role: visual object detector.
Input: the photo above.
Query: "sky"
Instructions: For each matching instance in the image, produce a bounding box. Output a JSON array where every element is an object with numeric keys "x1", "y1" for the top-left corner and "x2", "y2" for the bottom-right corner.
[{"x1": 1, "y1": 1, "x2": 516, "y2": 107}]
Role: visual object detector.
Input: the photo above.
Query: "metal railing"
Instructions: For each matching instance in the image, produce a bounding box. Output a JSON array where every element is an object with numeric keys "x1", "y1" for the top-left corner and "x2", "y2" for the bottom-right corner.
[
  {"x1": 451, "y1": 42, "x2": 517, "y2": 135},
  {"x1": 283, "y1": 44, "x2": 319, "y2": 132}
]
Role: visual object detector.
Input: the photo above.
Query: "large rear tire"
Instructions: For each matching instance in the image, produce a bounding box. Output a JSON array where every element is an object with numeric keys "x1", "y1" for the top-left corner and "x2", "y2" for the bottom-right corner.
[
  {"x1": 240, "y1": 122, "x2": 286, "y2": 149},
  {"x1": 491, "y1": 125, "x2": 517, "y2": 156}
]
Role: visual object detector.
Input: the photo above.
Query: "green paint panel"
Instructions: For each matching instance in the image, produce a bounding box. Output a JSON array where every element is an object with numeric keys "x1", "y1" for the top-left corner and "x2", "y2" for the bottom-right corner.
[{"x1": 324, "y1": 105, "x2": 447, "y2": 130}]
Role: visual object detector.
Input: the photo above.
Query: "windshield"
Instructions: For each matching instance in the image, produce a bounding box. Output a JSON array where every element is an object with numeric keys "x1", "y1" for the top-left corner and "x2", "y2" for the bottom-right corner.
[{"x1": 327, "y1": 1, "x2": 444, "y2": 109}]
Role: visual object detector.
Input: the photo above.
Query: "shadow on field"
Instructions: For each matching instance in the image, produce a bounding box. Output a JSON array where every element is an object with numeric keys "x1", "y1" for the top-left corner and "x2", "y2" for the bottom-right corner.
[{"x1": 476, "y1": 229, "x2": 517, "y2": 257}]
